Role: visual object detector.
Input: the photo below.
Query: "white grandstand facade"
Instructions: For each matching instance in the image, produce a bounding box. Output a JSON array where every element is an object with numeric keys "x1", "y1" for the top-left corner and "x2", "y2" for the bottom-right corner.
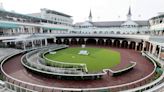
[{"x1": 73, "y1": 7, "x2": 149, "y2": 35}]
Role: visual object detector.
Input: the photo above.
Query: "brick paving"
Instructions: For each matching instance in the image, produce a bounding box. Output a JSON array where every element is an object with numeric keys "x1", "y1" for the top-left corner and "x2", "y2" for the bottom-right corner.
[{"x1": 2, "y1": 47, "x2": 154, "y2": 89}]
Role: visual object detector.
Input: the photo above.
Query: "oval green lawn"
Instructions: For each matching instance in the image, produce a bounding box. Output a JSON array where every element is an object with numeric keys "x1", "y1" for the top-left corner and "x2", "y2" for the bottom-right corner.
[{"x1": 45, "y1": 47, "x2": 120, "y2": 73}]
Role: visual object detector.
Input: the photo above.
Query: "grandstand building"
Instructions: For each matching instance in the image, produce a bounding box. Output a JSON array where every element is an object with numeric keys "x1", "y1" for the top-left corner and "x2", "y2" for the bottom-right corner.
[
  {"x1": 0, "y1": 7, "x2": 73, "y2": 36},
  {"x1": 0, "y1": 3, "x2": 164, "y2": 92},
  {"x1": 73, "y1": 7, "x2": 149, "y2": 35}
]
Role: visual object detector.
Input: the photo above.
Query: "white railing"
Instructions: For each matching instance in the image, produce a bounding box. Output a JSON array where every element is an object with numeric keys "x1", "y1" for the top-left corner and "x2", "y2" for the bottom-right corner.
[
  {"x1": 121, "y1": 52, "x2": 163, "y2": 92},
  {"x1": 0, "y1": 47, "x2": 161, "y2": 92}
]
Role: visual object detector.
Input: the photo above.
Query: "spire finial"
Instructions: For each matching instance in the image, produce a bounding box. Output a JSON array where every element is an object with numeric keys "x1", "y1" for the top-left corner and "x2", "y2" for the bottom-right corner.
[
  {"x1": 0, "y1": 2, "x2": 4, "y2": 10},
  {"x1": 88, "y1": 9, "x2": 92, "y2": 22},
  {"x1": 128, "y1": 6, "x2": 132, "y2": 16},
  {"x1": 127, "y1": 6, "x2": 132, "y2": 20}
]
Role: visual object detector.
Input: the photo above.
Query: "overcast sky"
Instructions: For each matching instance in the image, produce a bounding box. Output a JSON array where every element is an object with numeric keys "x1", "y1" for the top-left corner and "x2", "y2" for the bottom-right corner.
[{"x1": 0, "y1": 0, "x2": 163, "y2": 23}]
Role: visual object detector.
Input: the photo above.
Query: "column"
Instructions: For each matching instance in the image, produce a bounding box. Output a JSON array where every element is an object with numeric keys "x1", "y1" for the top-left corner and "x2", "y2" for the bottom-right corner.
[
  {"x1": 149, "y1": 43, "x2": 152, "y2": 54},
  {"x1": 4, "y1": 42, "x2": 7, "y2": 47},
  {"x1": 69, "y1": 38, "x2": 72, "y2": 45},
  {"x1": 61, "y1": 39, "x2": 64, "y2": 44},
  {"x1": 40, "y1": 39, "x2": 43, "y2": 47},
  {"x1": 135, "y1": 42, "x2": 138, "y2": 51},
  {"x1": 84, "y1": 38, "x2": 87, "y2": 45},
  {"x1": 111, "y1": 39, "x2": 114, "y2": 46},
  {"x1": 95, "y1": 38, "x2": 98, "y2": 45},
  {"x1": 128, "y1": 41, "x2": 131, "y2": 49},
  {"x1": 146, "y1": 42, "x2": 150, "y2": 51},
  {"x1": 53, "y1": 37, "x2": 56, "y2": 43},
  {"x1": 32, "y1": 40, "x2": 34, "y2": 48},
  {"x1": 23, "y1": 41, "x2": 26, "y2": 50},
  {"x1": 158, "y1": 46, "x2": 162, "y2": 60},
  {"x1": 120, "y1": 40, "x2": 122, "y2": 48},
  {"x1": 45, "y1": 39, "x2": 48, "y2": 46},
  {"x1": 76, "y1": 38, "x2": 79, "y2": 44},
  {"x1": 142, "y1": 41, "x2": 146, "y2": 52},
  {"x1": 40, "y1": 28, "x2": 43, "y2": 33},
  {"x1": 152, "y1": 44, "x2": 157, "y2": 55},
  {"x1": 17, "y1": 28, "x2": 20, "y2": 34},
  {"x1": 103, "y1": 39, "x2": 106, "y2": 46}
]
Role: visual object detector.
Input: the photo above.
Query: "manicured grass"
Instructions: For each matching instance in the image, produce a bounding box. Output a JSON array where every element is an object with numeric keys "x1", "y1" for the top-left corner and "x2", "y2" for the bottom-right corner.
[{"x1": 45, "y1": 47, "x2": 120, "y2": 73}]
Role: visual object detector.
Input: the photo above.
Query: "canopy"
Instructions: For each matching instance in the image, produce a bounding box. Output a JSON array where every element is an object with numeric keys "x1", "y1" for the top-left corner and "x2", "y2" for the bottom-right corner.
[{"x1": 0, "y1": 22, "x2": 19, "y2": 29}]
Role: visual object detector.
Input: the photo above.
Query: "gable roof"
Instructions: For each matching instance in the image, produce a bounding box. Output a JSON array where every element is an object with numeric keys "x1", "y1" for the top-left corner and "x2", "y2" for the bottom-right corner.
[
  {"x1": 74, "y1": 20, "x2": 149, "y2": 27},
  {"x1": 92, "y1": 21, "x2": 124, "y2": 27}
]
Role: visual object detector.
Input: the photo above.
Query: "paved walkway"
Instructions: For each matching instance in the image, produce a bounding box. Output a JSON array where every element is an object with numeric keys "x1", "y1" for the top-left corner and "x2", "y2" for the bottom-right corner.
[
  {"x1": 0, "y1": 48, "x2": 21, "y2": 92},
  {"x1": 2, "y1": 47, "x2": 155, "y2": 91}
]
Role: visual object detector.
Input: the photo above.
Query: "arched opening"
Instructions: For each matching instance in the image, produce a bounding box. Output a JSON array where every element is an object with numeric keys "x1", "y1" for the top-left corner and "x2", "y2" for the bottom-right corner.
[
  {"x1": 121, "y1": 40, "x2": 128, "y2": 48},
  {"x1": 145, "y1": 42, "x2": 150, "y2": 51},
  {"x1": 98, "y1": 39, "x2": 104, "y2": 45},
  {"x1": 116, "y1": 31, "x2": 120, "y2": 34},
  {"x1": 47, "y1": 38, "x2": 54, "y2": 44},
  {"x1": 114, "y1": 40, "x2": 120, "y2": 47},
  {"x1": 99, "y1": 31, "x2": 103, "y2": 34},
  {"x1": 86, "y1": 39, "x2": 96, "y2": 45},
  {"x1": 71, "y1": 38, "x2": 77, "y2": 45},
  {"x1": 105, "y1": 31, "x2": 108, "y2": 34},
  {"x1": 79, "y1": 38, "x2": 85, "y2": 45},
  {"x1": 162, "y1": 30, "x2": 164, "y2": 35},
  {"x1": 138, "y1": 43, "x2": 143, "y2": 51},
  {"x1": 7, "y1": 42, "x2": 16, "y2": 48},
  {"x1": 93, "y1": 31, "x2": 97, "y2": 34},
  {"x1": 150, "y1": 44, "x2": 153, "y2": 53},
  {"x1": 63, "y1": 38, "x2": 69, "y2": 45},
  {"x1": 106, "y1": 39, "x2": 112, "y2": 46},
  {"x1": 56, "y1": 39, "x2": 62, "y2": 44},
  {"x1": 156, "y1": 45, "x2": 160, "y2": 56},
  {"x1": 129, "y1": 41, "x2": 136, "y2": 49},
  {"x1": 110, "y1": 31, "x2": 114, "y2": 34}
]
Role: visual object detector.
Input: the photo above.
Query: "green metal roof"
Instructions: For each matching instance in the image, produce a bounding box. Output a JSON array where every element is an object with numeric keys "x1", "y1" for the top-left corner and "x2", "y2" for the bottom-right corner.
[
  {"x1": 150, "y1": 14, "x2": 164, "y2": 20},
  {"x1": 0, "y1": 22, "x2": 19, "y2": 28}
]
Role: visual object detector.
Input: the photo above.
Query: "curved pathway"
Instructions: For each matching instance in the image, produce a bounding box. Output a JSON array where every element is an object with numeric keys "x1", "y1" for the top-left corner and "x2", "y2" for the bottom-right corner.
[{"x1": 2, "y1": 47, "x2": 155, "y2": 91}]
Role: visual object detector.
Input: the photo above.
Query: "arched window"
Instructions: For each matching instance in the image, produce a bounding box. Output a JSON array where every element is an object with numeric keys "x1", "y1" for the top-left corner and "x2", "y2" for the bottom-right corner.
[{"x1": 116, "y1": 31, "x2": 120, "y2": 34}]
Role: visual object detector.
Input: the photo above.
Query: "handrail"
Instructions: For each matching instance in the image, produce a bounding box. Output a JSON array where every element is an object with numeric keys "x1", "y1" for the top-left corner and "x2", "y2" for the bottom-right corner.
[
  {"x1": 0, "y1": 49, "x2": 158, "y2": 91},
  {"x1": 42, "y1": 47, "x2": 87, "y2": 68},
  {"x1": 121, "y1": 52, "x2": 163, "y2": 92}
]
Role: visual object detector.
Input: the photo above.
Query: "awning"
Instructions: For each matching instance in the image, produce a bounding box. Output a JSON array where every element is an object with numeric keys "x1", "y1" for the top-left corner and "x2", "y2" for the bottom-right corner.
[
  {"x1": 43, "y1": 27, "x2": 67, "y2": 31},
  {"x1": 0, "y1": 22, "x2": 19, "y2": 29}
]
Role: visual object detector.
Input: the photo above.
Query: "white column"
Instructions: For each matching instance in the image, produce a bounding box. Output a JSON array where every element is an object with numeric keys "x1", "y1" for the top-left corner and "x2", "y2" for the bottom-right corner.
[
  {"x1": 120, "y1": 40, "x2": 122, "y2": 47},
  {"x1": 76, "y1": 38, "x2": 79, "y2": 44},
  {"x1": 152, "y1": 44, "x2": 157, "y2": 55},
  {"x1": 104, "y1": 39, "x2": 106, "y2": 45},
  {"x1": 40, "y1": 28, "x2": 43, "y2": 33},
  {"x1": 158, "y1": 46, "x2": 162, "y2": 60},
  {"x1": 23, "y1": 41, "x2": 26, "y2": 50},
  {"x1": 4, "y1": 42, "x2": 7, "y2": 47},
  {"x1": 69, "y1": 38, "x2": 72, "y2": 44},
  {"x1": 17, "y1": 28, "x2": 20, "y2": 33},
  {"x1": 40, "y1": 39, "x2": 43, "y2": 47},
  {"x1": 53, "y1": 37, "x2": 56, "y2": 43},
  {"x1": 111, "y1": 39, "x2": 114, "y2": 46},
  {"x1": 95, "y1": 38, "x2": 98, "y2": 45},
  {"x1": 84, "y1": 38, "x2": 87, "y2": 44},
  {"x1": 135, "y1": 42, "x2": 138, "y2": 51},
  {"x1": 61, "y1": 39, "x2": 64, "y2": 44},
  {"x1": 142, "y1": 41, "x2": 146, "y2": 52},
  {"x1": 32, "y1": 40, "x2": 34, "y2": 48},
  {"x1": 149, "y1": 43, "x2": 152, "y2": 54},
  {"x1": 128, "y1": 41, "x2": 131, "y2": 49},
  {"x1": 45, "y1": 39, "x2": 48, "y2": 46}
]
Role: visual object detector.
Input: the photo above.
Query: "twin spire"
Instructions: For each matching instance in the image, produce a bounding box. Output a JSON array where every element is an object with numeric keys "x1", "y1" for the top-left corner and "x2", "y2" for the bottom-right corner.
[
  {"x1": 88, "y1": 9, "x2": 92, "y2": 22},
  {"x1": 88, "y1": 6, "x2": 132, "y2": 22},
  {"x1": 127, "y1": 6, "x2": 132, "y2": 20}
]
